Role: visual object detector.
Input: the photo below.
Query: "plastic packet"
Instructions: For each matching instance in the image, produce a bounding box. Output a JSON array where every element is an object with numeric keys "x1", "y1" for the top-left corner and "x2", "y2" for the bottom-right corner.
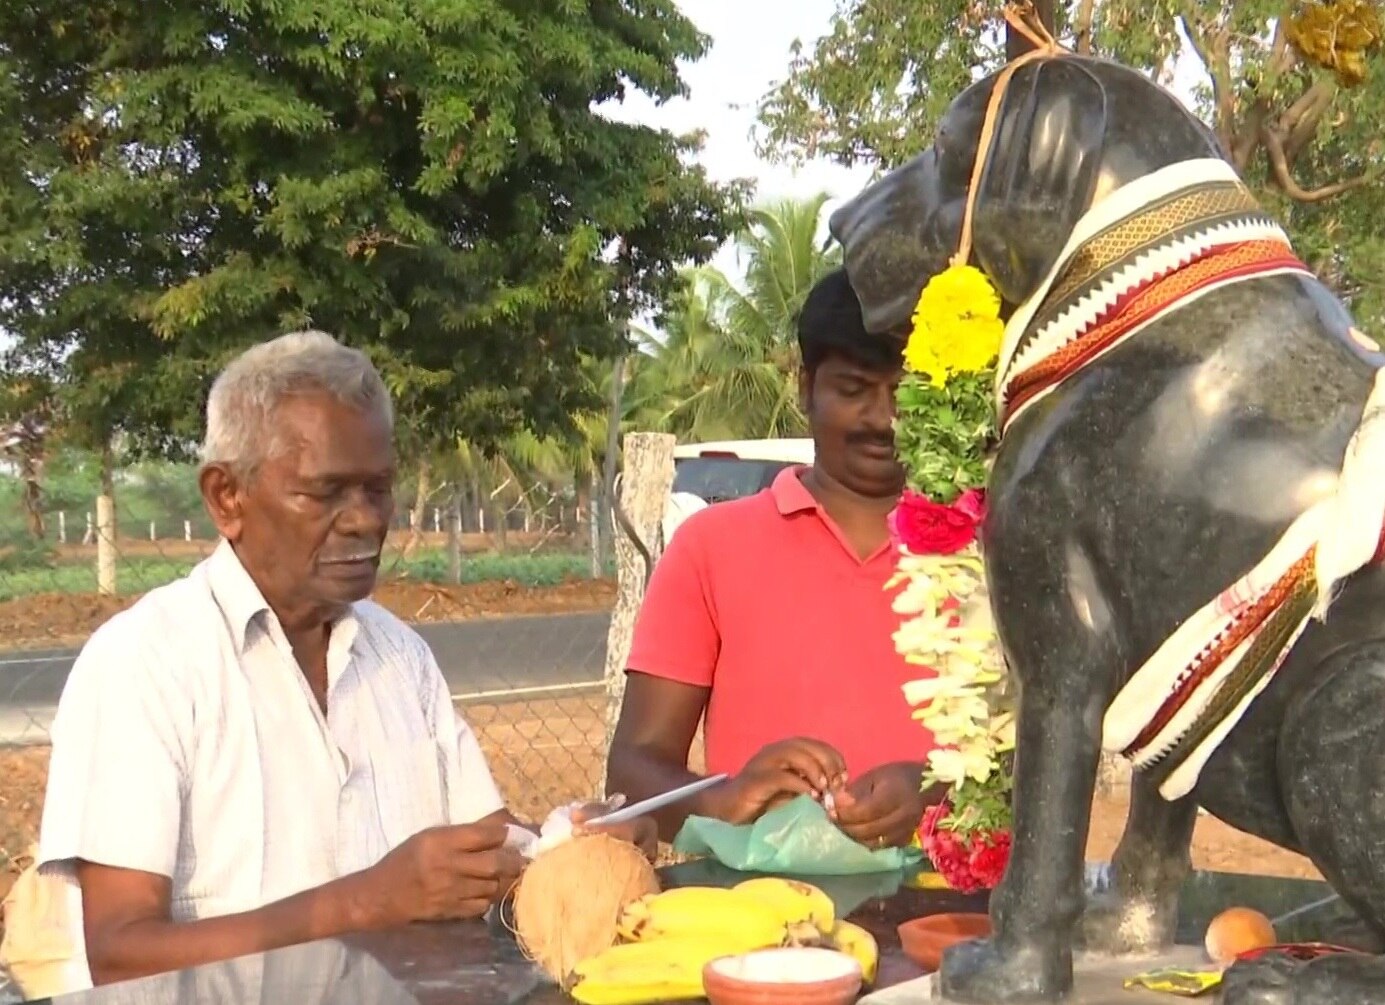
[
  {"x1": 1122, "y1": 967, "x2": 1223, "y2": 997},
  {"x1": 672, "y1": 794, "x2": 921, "y2": 875}
]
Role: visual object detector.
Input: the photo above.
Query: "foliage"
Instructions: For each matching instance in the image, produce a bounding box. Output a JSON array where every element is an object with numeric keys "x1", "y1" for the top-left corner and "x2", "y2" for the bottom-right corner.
[
  {"x1": 391, "y1": 550, "x2": 612, "y2": 588},
  {"x1": 627, "y1": 194, "x2": 842, "y2": 441},
  {"x1": 755, "y1": 0, "x2": 1385, "y2": 329},
  {"x1": 0, "y1": 543, "x2": 603, "y2": 602},
  {"x1": 0, "y1": 375, "x2": 53, "y2": 536},
  {"x1": 0, "y1": 525, "x2": 56, "y2": 576},
  {"x1": 894, "y1": 371, "x2": 995, "y2": 503},
  {"x1": 0, "y1": 449, "x2": 220, "y2": 542},
  {"x1": 0, "y1": 0, "x2": 745, "y2": 470}
]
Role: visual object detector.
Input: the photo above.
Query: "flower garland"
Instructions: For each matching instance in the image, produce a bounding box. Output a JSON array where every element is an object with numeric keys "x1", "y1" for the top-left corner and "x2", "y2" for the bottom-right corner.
[{"x1": 887, "y1": 263, "x2": 1016, "y2": 893}]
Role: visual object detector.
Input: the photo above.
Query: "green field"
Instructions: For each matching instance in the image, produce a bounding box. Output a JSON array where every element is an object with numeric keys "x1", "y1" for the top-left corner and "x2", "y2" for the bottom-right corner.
[{"x1": 0, "y1": 549, "x2": 610, "y2": 602}]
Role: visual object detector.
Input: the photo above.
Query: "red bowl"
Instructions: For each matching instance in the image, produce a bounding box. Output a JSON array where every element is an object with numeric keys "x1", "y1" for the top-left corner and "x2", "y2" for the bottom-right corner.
[
  {"x1": 897, "y1": 912, "x2": 992, "y2": 972},
  {"x1": 702, "y1": 947, "x2": 863, "y2": 1005}
]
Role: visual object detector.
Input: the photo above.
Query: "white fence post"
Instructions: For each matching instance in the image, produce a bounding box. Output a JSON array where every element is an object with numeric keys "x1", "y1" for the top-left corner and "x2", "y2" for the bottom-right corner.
[
  {"x1": 95, "y1": 496, "x2": 117, "y2": 596},
  {"x1": 600, "y1": 432, "x2": 675, "y2": 795}
]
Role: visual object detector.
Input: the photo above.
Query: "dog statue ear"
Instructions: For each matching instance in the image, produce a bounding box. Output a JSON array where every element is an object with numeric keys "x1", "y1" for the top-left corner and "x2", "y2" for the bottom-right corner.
[{"x1": 971, "y1": 59, "x2": 1108, "y2": 306}]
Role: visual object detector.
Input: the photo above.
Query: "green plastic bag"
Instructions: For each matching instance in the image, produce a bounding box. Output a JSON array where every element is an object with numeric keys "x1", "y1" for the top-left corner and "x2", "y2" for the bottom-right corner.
[{"x1": 672, "y1": 794, "x2": 922, "y2": 875}]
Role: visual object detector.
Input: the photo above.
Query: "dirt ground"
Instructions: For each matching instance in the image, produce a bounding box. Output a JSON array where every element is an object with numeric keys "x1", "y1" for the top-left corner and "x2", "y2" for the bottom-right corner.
[
  {"x1": 0, "y1": 574, "x2": 615, "y2": 651},
  {"x1": 0, "y1": 695, "x2": 1321, "y2": 939}
]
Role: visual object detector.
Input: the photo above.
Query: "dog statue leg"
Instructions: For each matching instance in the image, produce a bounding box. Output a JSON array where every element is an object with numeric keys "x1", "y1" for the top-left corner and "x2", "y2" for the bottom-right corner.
[
  {"x1": 1079, "y1": 767, "x2": 1198, "y2": 955},
  {"x1": 1217, "y1": 639, "x2": 1385, "y2": 1005},
  {"x1": 940, "y1": 673, "x2": 1111, "y2": 1001}
]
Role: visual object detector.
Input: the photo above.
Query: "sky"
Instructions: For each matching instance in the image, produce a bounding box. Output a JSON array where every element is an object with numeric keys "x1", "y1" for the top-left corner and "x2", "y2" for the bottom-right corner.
[
  {"x1": 604, "y1": 1, "x2": 1206, "y2": 290},
  {"x1": 598, "y1": 0, "x2": 879, "y2": 283}
]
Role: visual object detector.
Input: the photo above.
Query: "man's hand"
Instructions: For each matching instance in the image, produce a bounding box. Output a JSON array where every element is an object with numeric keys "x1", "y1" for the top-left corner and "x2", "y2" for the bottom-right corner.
[
  {"x1": 570, "y1": 805, "x2": 659, "y2": 860},
  {"x1": 829, "y1": 762, "x2": 929, "y2": 849},
  {"x1": 705, "y1": 737, "x2": 848, "y2": 826},
  {"x1": 353, "y1": 821, "x2": 526, "y2": 929}
]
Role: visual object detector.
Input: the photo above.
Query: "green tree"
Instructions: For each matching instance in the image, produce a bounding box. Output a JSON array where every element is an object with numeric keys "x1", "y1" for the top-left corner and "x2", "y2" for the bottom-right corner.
[
  {"x1": 629, "y1": 193, "x2": 843, "y2": 441},
  {"x1": 0, "y1": 0, "x2": 744, "y2": 472},
  {"x1": 755, "y1": 0, "x2": 1385, "y2": 327},
  {"x1": 0, "y1": 374, "x2": 54, "y2": 538}
]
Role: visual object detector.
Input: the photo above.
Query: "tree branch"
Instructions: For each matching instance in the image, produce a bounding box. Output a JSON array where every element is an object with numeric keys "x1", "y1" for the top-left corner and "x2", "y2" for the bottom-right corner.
[
  {"x1": 1177, "y1": 13, "x2": 1235, "y2": 155},
  {"x1": 1232, "y1": 99, "x2": 1269, "y2": 174},
  {"x1": 1261, "y1": 126, "x2": 1377, "y2": 203},
  {"x1": 1267, "y1": 18, "x2": 1295, "y2": 79},
  {"x1": 1279, "y1": 79, "x2": 1336, "y2": 165},
  {"x1": 1073, "y1": 0, "x2": 1097, "y2": 54}
]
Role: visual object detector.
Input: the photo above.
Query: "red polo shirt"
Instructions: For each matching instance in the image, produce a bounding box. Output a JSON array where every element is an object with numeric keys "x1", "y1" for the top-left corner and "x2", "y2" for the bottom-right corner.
[{"x1": 626, "y1": 466, "x2": 937, "y2": 780}]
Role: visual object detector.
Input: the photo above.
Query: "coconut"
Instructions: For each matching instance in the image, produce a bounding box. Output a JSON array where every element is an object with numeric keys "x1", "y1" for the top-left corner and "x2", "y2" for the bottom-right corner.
[{"x1": 509, "y1": 833, "x2": 661, "y2": 985}]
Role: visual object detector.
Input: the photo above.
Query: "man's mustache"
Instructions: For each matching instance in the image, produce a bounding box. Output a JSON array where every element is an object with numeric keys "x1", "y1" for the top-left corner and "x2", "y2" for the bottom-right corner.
[
  {"x1": 847, "y1": 431, "x2": 896, "y2": 449},
  {"x1": 320, "y1": 543, "x2": 382, "y2": 563}
]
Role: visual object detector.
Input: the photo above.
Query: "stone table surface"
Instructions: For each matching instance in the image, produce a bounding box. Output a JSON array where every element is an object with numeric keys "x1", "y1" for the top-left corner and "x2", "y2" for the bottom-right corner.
[{"x1": 9, "y1": 863, "x2": 1373, "y2": 1005}]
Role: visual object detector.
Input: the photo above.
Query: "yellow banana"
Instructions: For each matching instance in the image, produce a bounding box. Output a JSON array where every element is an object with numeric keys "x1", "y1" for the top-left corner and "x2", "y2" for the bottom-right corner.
[
  {"x1": 829, "y1": 920, "x2": 880, "y2": 985},
  {"x1": 568, "y1": 935, "x2": 750, "y2": 1004},
  {"x1": 615, "y1": 886, "x2": 790, "y2": 948},
  {"x1": 732, "y1": 877, "x2": 837, "y2": 937}
]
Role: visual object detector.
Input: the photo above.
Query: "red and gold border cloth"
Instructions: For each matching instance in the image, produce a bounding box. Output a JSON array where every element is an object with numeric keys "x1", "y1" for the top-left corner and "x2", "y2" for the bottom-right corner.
[{"x1": 992, "y1": 158, "x2": 1385, "y2": 800}]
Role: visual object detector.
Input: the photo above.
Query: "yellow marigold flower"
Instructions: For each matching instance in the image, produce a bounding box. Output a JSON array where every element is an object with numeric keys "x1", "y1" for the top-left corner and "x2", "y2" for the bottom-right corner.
[
  {"x1": 903, "y1": 340, "x2": 948, "y2": 387},
  {"x1": 906, "y1": 264, "x2": 1005, "y2": 383}
]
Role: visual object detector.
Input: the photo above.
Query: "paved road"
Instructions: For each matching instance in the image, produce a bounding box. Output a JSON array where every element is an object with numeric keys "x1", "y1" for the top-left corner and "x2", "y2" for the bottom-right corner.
[{"x1": 0, "y1": 612, "x2": 612, "y2": 744}]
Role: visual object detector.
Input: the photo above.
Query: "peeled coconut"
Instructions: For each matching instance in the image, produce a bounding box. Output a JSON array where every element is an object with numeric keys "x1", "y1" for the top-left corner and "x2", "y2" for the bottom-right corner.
[
  {"x1": 510, "y1": 833, "x2": 660, "y2": 984},
  {"x1": 1204, "y1": 907, "x2": 1276, "y2": 965}
]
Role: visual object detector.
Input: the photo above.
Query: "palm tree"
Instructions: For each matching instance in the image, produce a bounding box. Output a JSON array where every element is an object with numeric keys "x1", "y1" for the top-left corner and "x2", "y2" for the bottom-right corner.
[{"x1": 631, "y1": 192, "x2": 842, "y2": 442}]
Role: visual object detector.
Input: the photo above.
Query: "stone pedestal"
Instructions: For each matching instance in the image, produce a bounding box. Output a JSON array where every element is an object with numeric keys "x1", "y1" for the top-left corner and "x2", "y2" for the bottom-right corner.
[{"x1": 861, "y1": 947, "x2": 1215, "y2": 1004}]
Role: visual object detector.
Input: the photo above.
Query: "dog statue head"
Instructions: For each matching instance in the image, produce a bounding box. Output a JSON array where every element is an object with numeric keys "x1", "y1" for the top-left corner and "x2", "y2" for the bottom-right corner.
[{"x1": 829, "y1": 54, "x2": 1227, "y2": 334}]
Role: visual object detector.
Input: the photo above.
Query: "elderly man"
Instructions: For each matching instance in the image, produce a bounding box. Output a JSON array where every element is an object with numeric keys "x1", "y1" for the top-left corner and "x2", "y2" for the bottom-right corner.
[{"x1": 33, "y1": 331, "x2": 651, "y2": 992}]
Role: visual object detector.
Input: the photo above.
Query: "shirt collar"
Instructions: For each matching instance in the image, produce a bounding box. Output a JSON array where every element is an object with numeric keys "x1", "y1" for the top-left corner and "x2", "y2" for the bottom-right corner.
[
  {"x1": 207, "y1": 539, "x2": 272, "y2": 652},
  {"x1": 205, "y1": 539, "x2": 360, "y2": 656},
  {"x1": 770, "y1": 464, "x2": 898, "y2": 567},
  {"x1": 770, "y1": 465, "x2": 820, "y2": 516}
]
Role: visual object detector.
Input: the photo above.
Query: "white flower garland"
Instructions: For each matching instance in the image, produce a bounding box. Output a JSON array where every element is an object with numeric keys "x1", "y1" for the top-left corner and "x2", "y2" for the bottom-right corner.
[{"x1": 889, "y1": 546, "x2": 1014, "y2": 791}]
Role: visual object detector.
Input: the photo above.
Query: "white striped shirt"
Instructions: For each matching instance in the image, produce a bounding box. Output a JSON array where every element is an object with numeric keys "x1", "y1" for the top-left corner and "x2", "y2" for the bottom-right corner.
[{"x1": 36, "y1": 539, "x2": 505, "y2": 992}]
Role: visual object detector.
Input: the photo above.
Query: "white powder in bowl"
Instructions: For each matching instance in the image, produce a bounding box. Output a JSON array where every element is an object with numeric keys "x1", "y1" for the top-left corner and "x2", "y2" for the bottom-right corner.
[{"x1": 706, "y1": 947, "x2": 862, "y2": 984}]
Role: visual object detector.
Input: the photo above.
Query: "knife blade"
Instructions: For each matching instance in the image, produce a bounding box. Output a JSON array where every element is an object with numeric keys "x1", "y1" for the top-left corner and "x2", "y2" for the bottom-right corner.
[{"x1": 582, "y1": 773, "x2": 730, "y2": 827}]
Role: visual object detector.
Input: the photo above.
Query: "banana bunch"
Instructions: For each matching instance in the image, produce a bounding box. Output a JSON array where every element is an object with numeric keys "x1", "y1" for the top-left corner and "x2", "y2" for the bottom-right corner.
[
  {"x1": 613, "y1": 885, "x2": 797, "y2": 946},
  {"x1": 828, "y1": 919, "x2": 880, "y2": 985},
  {"x1": 567, "y1": 878, "x2": 880, "y2": 1004},
  {"x1": 569, "y1": 937, "x2": 760, "y2": 1004}
]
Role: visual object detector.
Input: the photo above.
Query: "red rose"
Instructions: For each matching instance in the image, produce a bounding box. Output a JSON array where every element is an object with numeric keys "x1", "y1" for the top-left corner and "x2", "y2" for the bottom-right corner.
[
  {"x1": 967, "y1": 831, "x2": 1011, "y2": 888},
  {"x1": 954, "y1": 488, "x2": 987, "y2": 522},
  {"x1": 920, "y1": 801, "x2": 949, "y2": 838},
  {"x1": 919, "y1": 804, "x2": 1011, "y2": 893},
  {"x1": 889, "y1": 489, "x2": 984, "y2": 555}
]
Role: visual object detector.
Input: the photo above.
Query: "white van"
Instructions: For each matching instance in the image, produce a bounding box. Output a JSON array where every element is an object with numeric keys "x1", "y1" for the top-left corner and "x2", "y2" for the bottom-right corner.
[{"x1": 663, "y1": 438, "x2": 814, "y2": 541}]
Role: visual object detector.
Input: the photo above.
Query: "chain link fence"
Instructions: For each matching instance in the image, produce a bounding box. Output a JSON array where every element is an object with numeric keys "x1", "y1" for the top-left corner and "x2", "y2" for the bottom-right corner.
[{"x1": 0, "y1": 456, "x2": 623, "y2": 912}]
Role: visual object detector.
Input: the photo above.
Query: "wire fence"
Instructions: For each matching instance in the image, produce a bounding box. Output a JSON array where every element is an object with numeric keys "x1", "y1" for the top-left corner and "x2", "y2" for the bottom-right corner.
[{"x1": 0, "y1": 469, "x2": 625, "y2": 908}]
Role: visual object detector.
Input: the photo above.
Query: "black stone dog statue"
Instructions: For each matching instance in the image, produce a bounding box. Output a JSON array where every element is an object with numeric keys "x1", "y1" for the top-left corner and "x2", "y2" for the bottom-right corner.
[{"x1": 829, "y1": 52, "x2": 1385, "y2": 1005}]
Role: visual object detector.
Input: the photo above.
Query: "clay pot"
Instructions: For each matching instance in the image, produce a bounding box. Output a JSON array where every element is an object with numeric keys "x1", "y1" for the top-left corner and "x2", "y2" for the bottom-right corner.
[
  {"x1": 897, "y1": 912, "x2": 992, "y2": 972},
  {"x1": 702, "y1": 947, "x2": 863, "y2": 1005}
]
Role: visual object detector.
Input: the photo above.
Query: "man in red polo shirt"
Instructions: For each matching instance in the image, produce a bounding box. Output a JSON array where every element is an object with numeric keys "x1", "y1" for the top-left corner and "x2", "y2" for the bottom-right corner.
[{"x1": 605, "y1": 268, "x2": 940, "y2": 849}]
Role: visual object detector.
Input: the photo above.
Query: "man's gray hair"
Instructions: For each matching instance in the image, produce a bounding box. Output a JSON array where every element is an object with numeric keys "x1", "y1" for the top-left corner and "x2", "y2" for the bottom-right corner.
[{"x1": 201, "y1": 330, "x2": 394, "y2": 476}]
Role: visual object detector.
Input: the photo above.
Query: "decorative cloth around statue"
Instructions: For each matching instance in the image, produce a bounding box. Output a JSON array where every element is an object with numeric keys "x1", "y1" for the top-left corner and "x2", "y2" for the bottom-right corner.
[{"x1": 992, "y1": 156, "x2": 1385, "y2": 800}]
